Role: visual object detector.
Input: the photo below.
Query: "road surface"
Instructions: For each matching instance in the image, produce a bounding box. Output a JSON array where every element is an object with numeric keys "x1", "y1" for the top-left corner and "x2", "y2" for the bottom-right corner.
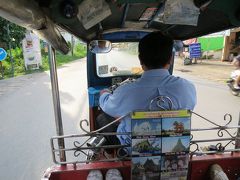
[
  {"x1": 175, "y1": 70, "x2": 240, "y2": 147},
  {"x1": 0, "y1": 57, "x2": 239, "y2": 180},
  {"x1": 0, "y1": 59, "x2": 89, "y2": 180}
]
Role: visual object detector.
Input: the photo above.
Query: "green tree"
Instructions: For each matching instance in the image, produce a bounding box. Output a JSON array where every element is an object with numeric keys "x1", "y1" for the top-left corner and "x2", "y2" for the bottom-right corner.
[{"x1": 0, "y1": 17, "x2": 26, "y2": 49}]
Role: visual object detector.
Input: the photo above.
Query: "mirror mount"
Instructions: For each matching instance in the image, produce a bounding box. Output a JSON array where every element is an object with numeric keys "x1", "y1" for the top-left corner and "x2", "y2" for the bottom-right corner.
[{"x1": 89, "y1": 40, "x2": 112, "y2": 54}]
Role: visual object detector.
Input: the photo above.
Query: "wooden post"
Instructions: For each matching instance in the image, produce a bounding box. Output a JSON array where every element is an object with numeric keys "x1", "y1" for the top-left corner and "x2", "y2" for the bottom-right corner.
[
  {"x1": 222, "y1": 32, "x2": 236, "y2": 61},
  {"x1": 221, "y1": 36, "x2": 230, "y2": 61}
]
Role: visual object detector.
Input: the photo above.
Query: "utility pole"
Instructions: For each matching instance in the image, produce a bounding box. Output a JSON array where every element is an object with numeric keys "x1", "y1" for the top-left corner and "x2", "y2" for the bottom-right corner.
[
  {"x1": 71, "y1": 35, "x2": 74, "y2": 56},
  {"x1": 0, "y1": 61, "x2": 4, "y2": 79},
  {"x1": 7, "y1": 23, "x2": 14, "y2": 77}
]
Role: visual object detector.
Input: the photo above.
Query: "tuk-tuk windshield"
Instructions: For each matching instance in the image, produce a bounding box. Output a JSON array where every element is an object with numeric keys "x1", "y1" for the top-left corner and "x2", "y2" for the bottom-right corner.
[{"x1": 96, "y1": 42, "x2": 143, "y2": 77}]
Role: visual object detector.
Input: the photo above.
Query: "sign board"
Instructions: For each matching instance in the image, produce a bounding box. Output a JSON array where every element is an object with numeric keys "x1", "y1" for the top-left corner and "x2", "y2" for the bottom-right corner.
[
  {"x1": 139, "y1": 7, "x2": 158, "y2": 21},
  {"x1": 183, "y1": 38, "x2": 197, "y2": 45},
  {"x1": 189, "y1": 43, "x2": 201, "y2": 58},
  {"x1": 77, "y1": 0, "x2": 111, "y2": 30},
  {"x1": 131, "y1": 110, "x2": 191, "y2": 180},
  {"x1": 0, "y1": 48, "x2": 7, "y2": 61},
  {"x1": 154, "y1": 0, "x2": 200, "y2": 26},
  {"x1": 22, "y1": 32, "x2": 42, "y2": 70}
]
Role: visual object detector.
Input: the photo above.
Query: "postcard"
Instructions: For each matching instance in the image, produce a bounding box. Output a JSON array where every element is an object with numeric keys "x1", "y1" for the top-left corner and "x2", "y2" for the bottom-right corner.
[
  {"x1": 162, "y1": 136, "x2": 190, "y2": 154},
  {"x1": 161, "y1": 154, "x2": 189, "y2": 171},
  {"x1": 161, "y1": 154, "x2": 189, "y2": 180},
  {"x1": 132, "y1": 156, "x2": 161, "y2": 180},
  {"x1": 162, "y1": 117, "x2": 190, "y2": 137},
  {"x1": 131, "y1": 118, "x2": 161, "y2": 137},
  {"x1": 161, "y1": 171, "x2": 188, "y2": 180},
  {"x1": 132, "y1": 137, "x2": 161, "y2": 156}
]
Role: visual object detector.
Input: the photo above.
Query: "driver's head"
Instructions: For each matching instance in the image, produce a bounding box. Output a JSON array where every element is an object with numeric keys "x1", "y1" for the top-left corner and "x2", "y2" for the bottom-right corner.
[
  {"x1": 138, "y1": 31, "x2": 173, "y2": 70},
  {"x1": 98, "y1": 40, "x2": 107, "y2": 48}
]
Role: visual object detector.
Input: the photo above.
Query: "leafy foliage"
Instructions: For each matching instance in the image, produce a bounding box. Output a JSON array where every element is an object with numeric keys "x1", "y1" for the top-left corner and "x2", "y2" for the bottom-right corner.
[
  {"x1": 0, "y1": 17, "x2": 26, "y2": 49},
  {"x1": 1, "y1": 43, "x2": 86, "y2": 78}
]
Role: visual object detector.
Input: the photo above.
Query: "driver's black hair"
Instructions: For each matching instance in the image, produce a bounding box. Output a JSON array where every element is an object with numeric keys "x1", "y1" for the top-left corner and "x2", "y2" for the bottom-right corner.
[{"x1": 138, "y1": 31, "x2": 173, "y2": 69}]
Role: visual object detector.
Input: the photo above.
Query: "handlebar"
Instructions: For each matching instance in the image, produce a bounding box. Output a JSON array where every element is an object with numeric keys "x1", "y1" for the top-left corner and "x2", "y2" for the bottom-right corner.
[{"x1": 108, "y1": 78, "x2": 136, "y2": 92}]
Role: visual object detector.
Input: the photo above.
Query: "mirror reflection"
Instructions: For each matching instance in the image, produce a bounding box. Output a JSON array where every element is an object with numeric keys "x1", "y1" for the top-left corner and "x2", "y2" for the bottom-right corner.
[{"x1": 89, "y1": 40, "x2": 112, "y2": 54}]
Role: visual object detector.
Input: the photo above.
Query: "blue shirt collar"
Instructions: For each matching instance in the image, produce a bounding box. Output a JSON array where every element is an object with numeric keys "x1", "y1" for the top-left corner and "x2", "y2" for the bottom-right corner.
[{"x1": 141, "y1": 69, "x2": 170, "y2": 78}]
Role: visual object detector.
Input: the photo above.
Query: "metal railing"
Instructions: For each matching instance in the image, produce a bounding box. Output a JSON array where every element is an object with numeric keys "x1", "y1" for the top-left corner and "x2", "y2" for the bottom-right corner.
[
  {"x1": 51, "y1": 133, "x2": 131, "y2": 165},
  {"x1": 50, "y1": 111, "x2": 240, "y2": 165},
  {"x1": 190, "y1": 112, "x2": 240, "y2": 156}
]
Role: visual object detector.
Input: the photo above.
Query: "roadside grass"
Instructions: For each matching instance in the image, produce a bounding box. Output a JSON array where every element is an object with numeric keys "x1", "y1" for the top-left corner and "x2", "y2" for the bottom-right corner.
[{"x1": 0, "y1": 44, "x2": 86, "y2": 79}]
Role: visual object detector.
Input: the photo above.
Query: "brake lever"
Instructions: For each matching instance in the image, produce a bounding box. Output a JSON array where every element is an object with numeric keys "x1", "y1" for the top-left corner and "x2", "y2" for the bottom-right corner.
[{"x1": 108, "y1": 78, "x2": 136, "y2": 93}]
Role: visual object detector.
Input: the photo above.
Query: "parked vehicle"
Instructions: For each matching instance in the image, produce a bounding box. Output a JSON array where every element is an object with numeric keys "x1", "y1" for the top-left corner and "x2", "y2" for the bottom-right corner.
[
  {"x1": 0, "y1": 0, "x2": 240, "y2": 180},
  {"x1": 227, "y1": 79, "x2": 240, "y2": 96}
]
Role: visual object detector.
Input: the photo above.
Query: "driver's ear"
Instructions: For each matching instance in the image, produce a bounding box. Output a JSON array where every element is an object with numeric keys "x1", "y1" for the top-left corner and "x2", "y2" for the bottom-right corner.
[
  {"x1": 138, "y1": 54, "x2": 143, "y2": 65},
  {"x1": 168, "y1": 55, "x2": 174, "y2": 65}
]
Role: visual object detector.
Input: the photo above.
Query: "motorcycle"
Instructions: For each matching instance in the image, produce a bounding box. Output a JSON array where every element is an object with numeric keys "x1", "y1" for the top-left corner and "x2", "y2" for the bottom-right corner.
[{"x1": 227, "y1": 78, "x2": 240, "y2": 96}]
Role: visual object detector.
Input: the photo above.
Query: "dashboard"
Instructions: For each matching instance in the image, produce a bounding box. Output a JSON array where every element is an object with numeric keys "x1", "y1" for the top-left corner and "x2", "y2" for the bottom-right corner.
[{"x1": 88, "y1": 77, "x2": 136, "y2": 107}]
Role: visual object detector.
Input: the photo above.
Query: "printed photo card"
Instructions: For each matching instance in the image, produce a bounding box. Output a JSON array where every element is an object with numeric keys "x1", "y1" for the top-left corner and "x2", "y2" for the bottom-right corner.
[
  {"x1": 162, "y1": 136, "x2": 190, "y2": 154},
  {"x1": 161, "y1": 170, "x2": 188, "y2": 180},
  {"x1": 161, "y1": 154, "x2": 189, "y2": 180},
  {"x1": 132, "y1": 137, "x2": 161, "y2": 156},
  {"x1": 132, "y1": 156, "x2": 161, "y2": 180},
  {"x1": 161, "y1": 154, "x2": 189, "y2": 172},
  {"x1": 131, "y1": 110, "x2": 191, "y2": 180},
  {"x1": 132, "y1": 118, "x2": 161, "y2": 137},
  {"x1": 162, "y1": 117, "x2": 190, "y2": 137}
]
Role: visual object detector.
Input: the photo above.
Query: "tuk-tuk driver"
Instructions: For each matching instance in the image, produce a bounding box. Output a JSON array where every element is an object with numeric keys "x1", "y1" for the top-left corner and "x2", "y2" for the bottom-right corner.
[{"x1": 97, "y1": 31, "x2": 197, "y2": 149}]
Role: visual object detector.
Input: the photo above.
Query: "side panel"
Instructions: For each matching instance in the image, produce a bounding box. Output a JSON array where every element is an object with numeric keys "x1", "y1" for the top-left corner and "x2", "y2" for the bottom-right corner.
[
  {"x1": 188, "y1": 153, "x2": 240, "y2": 180},
  {"x1": 47, "y1": 161, "x2": 131, "y2": 180}
]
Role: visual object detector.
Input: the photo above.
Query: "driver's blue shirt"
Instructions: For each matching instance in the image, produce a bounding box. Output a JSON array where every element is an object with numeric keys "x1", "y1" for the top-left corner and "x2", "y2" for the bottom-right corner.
[{"x1": 99, "y1": 69, "x2": 196, "y2": 146}]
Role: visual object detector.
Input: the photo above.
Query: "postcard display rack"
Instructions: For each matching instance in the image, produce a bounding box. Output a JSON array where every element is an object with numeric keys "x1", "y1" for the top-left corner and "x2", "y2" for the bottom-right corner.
[{"x1": 131, "y1": 110, "x2": 191, "y2": 180}]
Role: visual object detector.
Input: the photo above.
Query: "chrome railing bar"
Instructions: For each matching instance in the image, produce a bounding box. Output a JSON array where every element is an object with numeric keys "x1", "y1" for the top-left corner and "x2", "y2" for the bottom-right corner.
[
  {"x1": 235, "y1": 112, "x2": 240, "y2": 148},
  {"x1": 192, "y1": 126, "x2": 240, "y2": 131},
  {"x1": 48, "y1": 46, "x2": 66, "y2": 162},
  {"x1": 191, "y1": 111, "x2": 222, "y2": 127},
  {"x1": 191, "y1": 137, "x2": 234, "y2": 143},
  {"x1": 52, "y1": 145, "x2": 129, "y2": 152},
  {"x1": 79, "y1": 113, "x2": 131, "y2": 134},
  {"x1": 51, "y1": 132, "x2": 130, "y2": 139},
  {"x1": 54, "y1": 157, "x2": 132, "y2": 165},
  {"x1": 52, "y1": 149, "x2": 240, "y2": 165},
  {"x1": 191, "y1": 148, "x2": 240, "y2": 155}
]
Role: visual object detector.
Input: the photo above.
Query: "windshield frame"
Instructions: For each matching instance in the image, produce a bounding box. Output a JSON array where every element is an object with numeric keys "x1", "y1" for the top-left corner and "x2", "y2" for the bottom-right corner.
[
  {"x1": 87, "y1": 30, "x2": 174, "y2": 88},
  {"x1": 95, "y1": 41, "x2": 142, "y2": 78}
]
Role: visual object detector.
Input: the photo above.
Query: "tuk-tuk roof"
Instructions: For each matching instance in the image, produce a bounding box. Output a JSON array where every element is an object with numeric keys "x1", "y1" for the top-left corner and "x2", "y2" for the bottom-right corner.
[{"x1": 0, "y1": 0, "x2": 240, "y2": 54}]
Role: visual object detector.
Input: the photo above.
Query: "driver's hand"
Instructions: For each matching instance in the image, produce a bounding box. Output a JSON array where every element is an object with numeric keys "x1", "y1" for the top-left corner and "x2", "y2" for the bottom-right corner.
[{"x1": 100, "y1": 89, "x2": 111, "y2": 95}]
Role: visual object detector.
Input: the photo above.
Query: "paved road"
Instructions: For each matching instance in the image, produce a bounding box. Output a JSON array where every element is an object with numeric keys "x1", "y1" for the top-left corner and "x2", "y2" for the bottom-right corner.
[
  {"x1": 0, "y1": 59, "x2": 89, "y2": 180},
  {"x1": 175, "y1": 70, "x2": 240, "y2": 145},
  {"x1": 0, "y1": 58, "x2": 239, "y2": 180}
]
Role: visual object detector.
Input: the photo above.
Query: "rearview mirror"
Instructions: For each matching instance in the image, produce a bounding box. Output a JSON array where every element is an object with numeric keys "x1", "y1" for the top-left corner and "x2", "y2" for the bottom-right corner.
[{"x1": 89, "y1": 40, "x2": 112, "y2": 54}]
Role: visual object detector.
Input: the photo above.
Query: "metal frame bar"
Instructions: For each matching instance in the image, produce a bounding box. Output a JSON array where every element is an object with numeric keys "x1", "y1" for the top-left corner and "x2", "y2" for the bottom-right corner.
[
  {"x1": 50, "y1": 131, "x2": 240, "y2": 165},
  {"x1": 47, "y1": 88, "x2": 240, "y2": 165},
  {"x1": 121, "y1": 3, "x2": 129, "y2": 28},
  {"x1": 48, "y1": 45, "x2": 66, "y2": 162},
  {"x1": 144, "y1": 2, "x2": 164, "y2": 28},
  {"x1": 235, "y1": 112, "x2": 240, "y2": 148},
  {"x1": 49, "y1": 111, "x2": 240, "y2": 165}
]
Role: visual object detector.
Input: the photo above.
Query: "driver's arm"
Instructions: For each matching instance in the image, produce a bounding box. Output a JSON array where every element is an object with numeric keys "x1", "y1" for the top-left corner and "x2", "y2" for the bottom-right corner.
[{"x1": 99, "y1": 87, "x2": 127, "y2": 118}]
